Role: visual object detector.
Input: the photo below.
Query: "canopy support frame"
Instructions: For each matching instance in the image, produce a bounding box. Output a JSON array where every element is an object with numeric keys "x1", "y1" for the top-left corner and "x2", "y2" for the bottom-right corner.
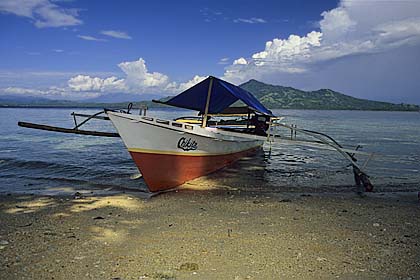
[{"x1": 202, "y1": 76, "x2": 214, "y2": 128}]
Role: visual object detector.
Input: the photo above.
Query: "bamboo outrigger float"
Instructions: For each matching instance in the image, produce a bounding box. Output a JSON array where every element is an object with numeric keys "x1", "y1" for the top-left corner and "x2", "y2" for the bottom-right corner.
[{"x1": 18, "y1": 76, "x2": 374, "y2": 193}]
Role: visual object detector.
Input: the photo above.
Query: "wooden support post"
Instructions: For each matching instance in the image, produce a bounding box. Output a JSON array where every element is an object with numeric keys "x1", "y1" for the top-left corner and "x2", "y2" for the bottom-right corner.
[
  {"x1": 72, "y1": 112, "x2": 78, "y2": 129},
  {"x1": 139, "y1": 106, "x2": 147, "y2": 116},
  {"x1": 266, "y1": 117, "x2": 272, "y2": 142},
  {"x1": 202, "y1": 77, "x2": 214, "y2": 128},
  {"x1": 73, "y1": 111, "x2": 105, "y2": 130}
]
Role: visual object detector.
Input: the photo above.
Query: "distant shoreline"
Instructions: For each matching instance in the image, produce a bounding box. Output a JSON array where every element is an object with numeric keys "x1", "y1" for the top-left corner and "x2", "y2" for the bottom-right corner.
[{"x1": 1, "y1": 104, "x2": 419, "y2": 112}]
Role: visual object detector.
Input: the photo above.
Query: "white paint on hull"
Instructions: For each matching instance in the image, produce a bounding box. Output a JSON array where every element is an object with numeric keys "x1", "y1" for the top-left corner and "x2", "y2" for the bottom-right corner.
[{"x1": 107, "y1": 111, "x2": 264, "y2": 156}]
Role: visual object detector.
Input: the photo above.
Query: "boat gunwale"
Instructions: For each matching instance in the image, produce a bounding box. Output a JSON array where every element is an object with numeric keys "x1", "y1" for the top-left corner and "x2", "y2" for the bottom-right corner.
[{"x1": 107, "y1": 111, "x2": 266, "y2": 143}]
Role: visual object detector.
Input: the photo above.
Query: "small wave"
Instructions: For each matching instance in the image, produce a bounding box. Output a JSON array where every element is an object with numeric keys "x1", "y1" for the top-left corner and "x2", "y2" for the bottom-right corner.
[
  {"x1": 1, "y1": 149, "x2": 18, "y2": 153},
  {"x1": 0, "y1": 157, "x2": 108, "y2": 178},
  {"x1": 0, "y1": 157, "x2": 59, "y2": 170},
  {"x1": 18, "y1": 175, "x2": 90, "y2": 185},
  {"x1": 15, "y1": 174, "x2": 146, "y2": 191}
]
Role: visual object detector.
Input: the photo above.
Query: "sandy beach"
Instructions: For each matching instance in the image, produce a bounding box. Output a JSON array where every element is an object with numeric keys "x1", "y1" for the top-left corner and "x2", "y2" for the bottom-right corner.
[{"x1": 1, "y1": 187, "x2": 419, "y2": 280}]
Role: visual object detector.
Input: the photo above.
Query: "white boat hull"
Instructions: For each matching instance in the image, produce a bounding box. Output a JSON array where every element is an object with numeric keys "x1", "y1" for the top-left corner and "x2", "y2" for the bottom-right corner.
[{"x1": 107, "y1": 111, "x2": 264, "y2": 192}]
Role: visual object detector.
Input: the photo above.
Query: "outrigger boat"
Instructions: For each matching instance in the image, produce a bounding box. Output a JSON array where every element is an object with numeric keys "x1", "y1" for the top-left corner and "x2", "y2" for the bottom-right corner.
[{"x1": 18, "y1": 76, "x2": 374, "y2": 193}]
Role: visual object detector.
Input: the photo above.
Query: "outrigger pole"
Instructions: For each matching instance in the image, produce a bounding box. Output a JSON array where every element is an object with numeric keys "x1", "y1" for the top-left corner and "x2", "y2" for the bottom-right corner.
[
  {"x1": 18, "y1": 110, "x2": 120, "y2": 137},
  {"x1": 17, "y1": 103, "x2": 144, "y2": 138},
  {"x1": 18, "y1": 121, "x2": 120, "y2": 137}
]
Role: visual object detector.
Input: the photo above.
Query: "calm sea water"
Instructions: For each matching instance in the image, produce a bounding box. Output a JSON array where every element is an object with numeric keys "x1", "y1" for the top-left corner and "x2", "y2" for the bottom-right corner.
[{"x1": 0, "y1": 108, "x2": 419, "y2": 195}]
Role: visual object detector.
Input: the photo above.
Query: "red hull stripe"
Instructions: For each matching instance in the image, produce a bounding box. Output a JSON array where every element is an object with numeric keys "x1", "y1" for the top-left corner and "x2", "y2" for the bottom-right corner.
[{"x1": 129, "y1": 147, "x2": 259, "y2": 192}]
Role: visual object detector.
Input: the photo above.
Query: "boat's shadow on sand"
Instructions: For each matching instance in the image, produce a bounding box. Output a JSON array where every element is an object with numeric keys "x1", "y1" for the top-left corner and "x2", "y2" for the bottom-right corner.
[{"x1": 174, "y1": 148, "x2": 359, "y2": 195}]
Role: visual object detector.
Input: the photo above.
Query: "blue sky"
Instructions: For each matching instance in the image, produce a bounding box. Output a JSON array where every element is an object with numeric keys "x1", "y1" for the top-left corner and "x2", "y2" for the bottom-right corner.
[{"x1": 1, "y1": 0, "x2": 420, "y2": 104}]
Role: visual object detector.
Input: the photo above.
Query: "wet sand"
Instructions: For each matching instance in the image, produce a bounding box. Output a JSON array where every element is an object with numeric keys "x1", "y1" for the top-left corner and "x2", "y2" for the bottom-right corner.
[{"x1": 0, "y1": 188, "x2": 419, "y2": 280}]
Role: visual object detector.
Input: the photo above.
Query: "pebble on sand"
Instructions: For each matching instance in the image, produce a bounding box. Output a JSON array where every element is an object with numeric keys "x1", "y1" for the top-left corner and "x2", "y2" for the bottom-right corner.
[{"x1": 179, "y1": 262, "x2": 199, "y2": 271}]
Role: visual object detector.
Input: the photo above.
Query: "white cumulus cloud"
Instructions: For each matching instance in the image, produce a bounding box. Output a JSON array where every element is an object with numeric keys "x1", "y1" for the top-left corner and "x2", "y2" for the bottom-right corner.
[
  {"x1": 118, "y1": 58, "x2": 171, "y2": 90},
  {"x1": 218, "y1": 57, "x2": 230, "y2": 65},
  {"x1": 223, "y1": 0, "x2": 420, "y2": 85},
  {"x1": 0, "y1": 86, "x2": 99, "y2": 99},
  {"x1": 233, "y1": 57, "x2": 248, "y2": 65},
  {"x1": 0, "y1": 0, "x2": 82, "y2": 28},
  {"x1": 77, "y1": 35, "x2": 107, "y2": 42},
  {"x1": 100, "y1": 30, "x2": 132, "y2": 40},
  {"x1": 68, "y1": 75, "x2": 128, "y2": 93},
  {"x1": 66, "y1": 58, "x2": 205, "y2": 95},
  {"x1": 320, "y1": 6, "x2": 356, "y2": 42},
  {"x1": 234, "y1": 17, "x2": 267, "y2": 24},
  {"x1": 177, "y1": 75, "x2": 207, "y2": 92},
  {"x1": 0, "y1": 58, "x2": 208, "y2": 99},
  {"x1": 2, "y1": 87, "x2": 46, "y2": 96}
]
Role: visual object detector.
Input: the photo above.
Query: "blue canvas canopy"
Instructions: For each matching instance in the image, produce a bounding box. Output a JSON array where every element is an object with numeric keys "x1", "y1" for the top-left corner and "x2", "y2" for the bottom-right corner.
[{"x1": 155, "y1": 76, "x2": 274, "y2": 117}]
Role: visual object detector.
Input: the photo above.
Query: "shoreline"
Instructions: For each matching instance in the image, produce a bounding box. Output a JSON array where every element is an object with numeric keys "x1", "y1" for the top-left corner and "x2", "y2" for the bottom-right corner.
[
  {"x1": 1, "y1": 189, "x2": 419, "y2": 279},
  {"x1": 1, "y1": 180, "x2": 419, "y2": 200},
  {"x1": 1, "y1": 105, "x2": 419, "y2": 112}
]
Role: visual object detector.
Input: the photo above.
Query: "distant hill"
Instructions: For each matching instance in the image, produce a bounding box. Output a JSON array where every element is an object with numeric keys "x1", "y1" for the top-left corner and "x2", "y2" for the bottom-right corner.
[
  {"x1": 0, "y1": 97, "x2": 156, "y2": 109},
  {"x1": 0, "y1": 95, "x2": 79, "y2": 107},
  {"x1": 0, "y1": 95, "x2": 51, "y2": 104},
  {"x1": 1, "y1": 79, "x2": 419, "y2": 111},
  {"x1": 240, "y1": 79, "x2": 419, "y2": 111}
]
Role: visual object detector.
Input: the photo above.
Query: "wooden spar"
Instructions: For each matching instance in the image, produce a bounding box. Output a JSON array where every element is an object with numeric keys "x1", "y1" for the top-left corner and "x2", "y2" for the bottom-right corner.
[
  {"x1": 271, "y1": 121, "x2": 374, "y2": 191},
  {"x1": 71, "y1": 112, "x2": 110, "y2": 120},
  {"x1": 18, "y1": 121, "x2": 120, "y2": 137},
  {"x1": 73, "y1": 111, "x2": 106, "y2": 130},
  {"x1": 271, "y1": 136, "x2": 373, "y2": 156},
  {"x1": 273, "y1": 122, "x2": 369, "y2": 167},
  {"x1": 202, "y1": 76, "x2": 214, "y2": 128}
]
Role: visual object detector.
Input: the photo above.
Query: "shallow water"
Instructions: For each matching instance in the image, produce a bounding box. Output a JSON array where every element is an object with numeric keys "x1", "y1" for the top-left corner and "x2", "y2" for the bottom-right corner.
[{"x1": 0, "y1": 108, "x2": 419, "y2": 194}]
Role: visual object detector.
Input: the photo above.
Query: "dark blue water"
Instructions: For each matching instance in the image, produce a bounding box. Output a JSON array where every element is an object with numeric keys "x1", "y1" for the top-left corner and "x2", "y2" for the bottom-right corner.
[{"x1": 0, "y1": 108, "x2": 419, "y2": 194}]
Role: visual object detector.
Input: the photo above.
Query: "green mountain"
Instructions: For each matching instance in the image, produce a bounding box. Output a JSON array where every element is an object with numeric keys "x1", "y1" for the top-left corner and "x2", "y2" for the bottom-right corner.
[
  {"x1": 240, "y1": 79, "x2": 419, "y2": 111},
  {"x1": 1, "y1": 79, "x2": 418, "y2": 111},
  {"x1": 0, "y1": 96, "x2": 158, "y2": 109}
]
